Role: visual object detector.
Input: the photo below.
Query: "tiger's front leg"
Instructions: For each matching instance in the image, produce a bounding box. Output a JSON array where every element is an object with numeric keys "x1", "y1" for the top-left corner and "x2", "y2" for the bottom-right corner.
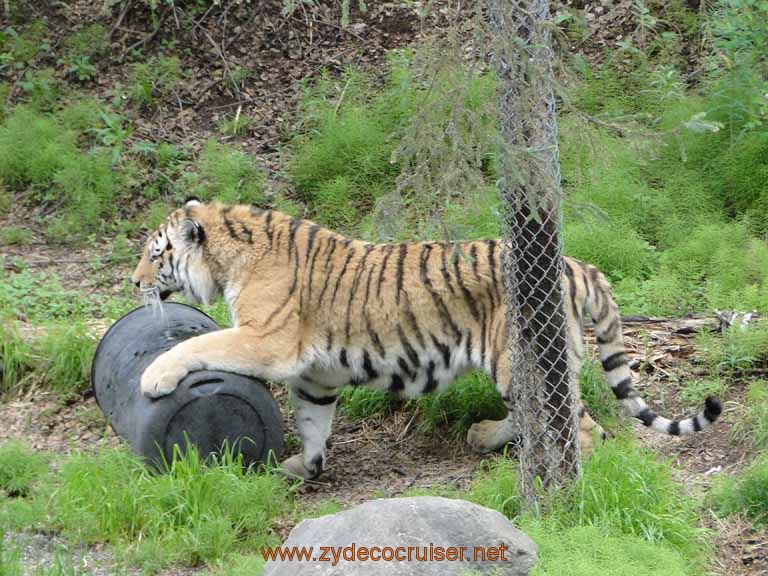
[{"x1": 140, "y1": 326, "x2": 299, "y2": 398}]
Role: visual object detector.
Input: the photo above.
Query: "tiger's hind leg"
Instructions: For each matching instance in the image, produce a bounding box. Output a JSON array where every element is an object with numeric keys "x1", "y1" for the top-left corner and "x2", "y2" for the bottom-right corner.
[
  {"x1": 466, "y1": 312, "x2": 605, "y2": 454},
  {"x1": 282, "y1": 380, "x2": 338, "y2": 480}
]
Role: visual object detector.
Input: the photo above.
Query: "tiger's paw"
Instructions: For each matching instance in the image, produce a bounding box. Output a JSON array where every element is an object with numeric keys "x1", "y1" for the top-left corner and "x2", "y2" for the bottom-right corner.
[
  {"x1": 578, "y1": 413, "x2": 607, "y2": 456},
  {"x1": 467, "y1": 418, "x2": 516, "y2": 453},
  {"x1": 281, "y1": 454, "x2": 322, "y2": 480},
  {"x1": 140, "y1": 356, "x2": 187, "y2": 398}
]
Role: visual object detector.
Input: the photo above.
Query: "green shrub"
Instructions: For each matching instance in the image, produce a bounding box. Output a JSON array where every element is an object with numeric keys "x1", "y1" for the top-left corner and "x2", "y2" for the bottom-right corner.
[
  {"x1": 52, "y1": 149, "x2": 123, "y2": 235},
  {"x1": 63, "y1": 24, "x2": 109, "y2": 60},
  {"x1": 417, "y1": 372, "x2": 506, "y2": 439},
  {"x1": 190, "y1": 140, "x2": 266, "y2": 205},
  {"x1": 0, "y1": 442, "x2": 48, "y2": 497},
  {"x1": 290, "y1": 53, "x2": 497, "y2": 237},
  {"x1": 56, "y1": 97, "x2": 103, "y2": 135},
  {"x1": 710, "y1": 453, "x2": 768, "y2": 526},
  {"x1": 129, "y1": 55, "x2": 182, "y2": 108},
  {"x1": 0, "y1": 107, "x2": 77, "y2": 188},
  {"x1": 0, "y1": 20, "x2": 48, "y2": 64},
  {"x1": 311, "y1": 176, "x2": 358, "y2": 229},
  {"x1": 18, "y1": 68, "x2": 59, "y2": 110},
  {"x1": 565, "y1": 222, "x2": 657, "y2": 285}
]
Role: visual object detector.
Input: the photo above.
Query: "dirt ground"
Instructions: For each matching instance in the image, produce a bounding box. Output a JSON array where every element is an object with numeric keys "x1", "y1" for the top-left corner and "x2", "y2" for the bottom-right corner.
[{"x1": 1, "y1": 291, "x2": 767, "y2": 574}]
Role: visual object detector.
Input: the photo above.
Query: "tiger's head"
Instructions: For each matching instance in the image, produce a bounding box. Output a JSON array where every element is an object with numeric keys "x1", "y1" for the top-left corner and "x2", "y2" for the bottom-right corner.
[{"x1": 131, "y1": 198, "x2": 220, "y2": 306}]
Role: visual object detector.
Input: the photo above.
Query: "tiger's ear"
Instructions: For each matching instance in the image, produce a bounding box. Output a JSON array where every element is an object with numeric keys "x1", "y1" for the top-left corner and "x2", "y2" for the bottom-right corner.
[
  {"x1": 184, "y1": 196, "x2": 202, "y2": 208},
  {"x1": 180, "y1": 218, "x2": 206, "y2": 245}
]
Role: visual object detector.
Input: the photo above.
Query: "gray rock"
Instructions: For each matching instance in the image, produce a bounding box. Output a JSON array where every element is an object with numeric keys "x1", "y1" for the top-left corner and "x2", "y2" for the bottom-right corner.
[{"x1": 264, "y1": 496, "x2": 537, "y2": 576}]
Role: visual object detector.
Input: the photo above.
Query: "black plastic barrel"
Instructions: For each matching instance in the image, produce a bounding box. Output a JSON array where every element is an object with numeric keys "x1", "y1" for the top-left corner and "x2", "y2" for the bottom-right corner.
[{"x1": 92, "y1": 303, "x2": 284, "y2": 469}]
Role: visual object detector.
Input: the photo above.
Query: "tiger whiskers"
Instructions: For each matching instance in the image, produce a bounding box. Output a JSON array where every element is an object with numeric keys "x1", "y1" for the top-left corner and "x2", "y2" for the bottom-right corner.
[{"x1": 141, "y1": 287, "x2": 166, "y2": 323}]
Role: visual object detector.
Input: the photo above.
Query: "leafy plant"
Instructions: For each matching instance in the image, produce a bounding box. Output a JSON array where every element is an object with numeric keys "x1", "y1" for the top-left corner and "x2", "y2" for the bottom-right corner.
[
  {"x1": 64, "y1": 24, "x2": 109, "y2": 60},
  {"x1": 62, "y1": 55, "x2": 97, "y2": 82}
]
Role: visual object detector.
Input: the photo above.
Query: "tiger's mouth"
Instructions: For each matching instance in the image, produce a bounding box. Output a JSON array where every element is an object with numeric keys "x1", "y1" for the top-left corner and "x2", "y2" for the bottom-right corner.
[{"x1": 159, "y1": 290, "x2": 172, "y2": 301}]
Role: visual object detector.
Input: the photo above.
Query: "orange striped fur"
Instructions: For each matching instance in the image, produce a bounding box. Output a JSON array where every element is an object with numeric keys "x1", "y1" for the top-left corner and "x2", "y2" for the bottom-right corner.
[{"x1": 132, "y1": 201, "x2": 721, "y2": 478}]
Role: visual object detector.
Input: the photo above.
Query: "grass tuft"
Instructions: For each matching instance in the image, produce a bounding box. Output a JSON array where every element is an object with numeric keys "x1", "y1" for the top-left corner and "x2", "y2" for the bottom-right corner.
[
  {"x1": 48, "y1": 445, "x2": 292, "y2": 568},
  {"x1": 552, "y1": 436, "x2": 705, "y2": 560},
  {"x1": 0, "y1": 442, "x2": 48, "y2": 498},
  {"x1": 710, "y1": 453, "x2": 768, "y2": 526},
  {"x1": 417, "y1": 373, "x2": 506, "y2": 439}
]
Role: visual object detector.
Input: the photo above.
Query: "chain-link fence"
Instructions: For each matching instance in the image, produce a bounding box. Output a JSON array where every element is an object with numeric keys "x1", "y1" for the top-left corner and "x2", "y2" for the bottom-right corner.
[{"x1": 486, "y1": 0, "x2": 582, "y2": 506}]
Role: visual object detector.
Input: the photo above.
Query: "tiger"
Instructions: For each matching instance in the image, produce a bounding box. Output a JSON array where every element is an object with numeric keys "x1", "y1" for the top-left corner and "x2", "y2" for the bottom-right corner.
[{"x1": 131, "y1": 199, "x2": 722, "y2": 479}]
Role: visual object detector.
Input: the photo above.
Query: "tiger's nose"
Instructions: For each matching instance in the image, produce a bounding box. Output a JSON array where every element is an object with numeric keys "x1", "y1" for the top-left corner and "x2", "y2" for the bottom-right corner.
[{"x1": 134, "y1": 280, "x2": 141, "y2": 288}]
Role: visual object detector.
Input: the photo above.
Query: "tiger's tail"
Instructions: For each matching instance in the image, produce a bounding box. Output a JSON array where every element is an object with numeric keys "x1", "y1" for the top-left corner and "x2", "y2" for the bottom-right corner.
[{"x1": 585, "y1": 266, "x2": 722, "y2": 435}]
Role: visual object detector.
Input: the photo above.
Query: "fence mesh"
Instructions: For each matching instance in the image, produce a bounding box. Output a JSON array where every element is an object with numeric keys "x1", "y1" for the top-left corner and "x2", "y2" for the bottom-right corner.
[{"x1": 486, "y1": 0, "x2": 582, "y2": 506}]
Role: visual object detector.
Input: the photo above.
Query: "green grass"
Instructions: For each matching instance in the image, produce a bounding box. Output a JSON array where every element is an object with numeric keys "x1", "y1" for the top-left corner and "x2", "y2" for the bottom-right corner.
[
  {"x1": 0, "y1": 532, "x2": 22, "y2": 576},
  {"x1": 0, "y1": 107, "x2": 78, "y2": 188},
  {"x1": 186, "y1": 140, "x2": 266, "y2": 205},
  {"x1": 129, "y1": 55, "x2": 182, "y2": 108},
  {"x1": 552, "y1": 436, "x2": 706, "y2": 561},
  {"x1": 290, "y1": 52, "x2": 498, "y2": 238},
  {"x1": 733, "y1": 380, "x2": 768, "y2": 449},
  {"x1": 467, "y1": 455, "x2": 522, "y2": 519},
  {"x1": 339, "y1": 386, "x2": 399, "y2": 421},
  {"x1": 35, "y1": 323, "x2": 96, "y2": 395},
  {"x1": 398, "y1": 437, "x2": 705, "y2": 574},
  {"x1": 524, "y1": 522, "x2": 694, "y2": 576},
  {"x1": 696, "y1": 323, "x2": 768, "y2": 376},
  {"x1": 0, "y1": 442, "x2": 48, "y2": 498},
  {"x1": 0, "y1": 321, "x2": 33, "y2": 395},
  {"x1": 45, "y1": 446, "x2": 292, "y2": 570},
  {"x1": 417, "y1": 372, "x2": 506, "y2": 439},
  {"x1": 710, "y1": 453, "x2": 768, "y2": 526},
  {"x1": 0, "y1": 320, "x2": 95, "y2": 396},
  {"x1": 217, "y1": 113, "x2": 253, "y2": 137},
  {"x1": 579, "y1": 359, "x2": 620, "y2": 428},
  {"x1": 0, "y1": 226, "x2": 32, "y2": 246},
  {"x1": 678, "y1": 377, "x2": 728, "y2": 406}
]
